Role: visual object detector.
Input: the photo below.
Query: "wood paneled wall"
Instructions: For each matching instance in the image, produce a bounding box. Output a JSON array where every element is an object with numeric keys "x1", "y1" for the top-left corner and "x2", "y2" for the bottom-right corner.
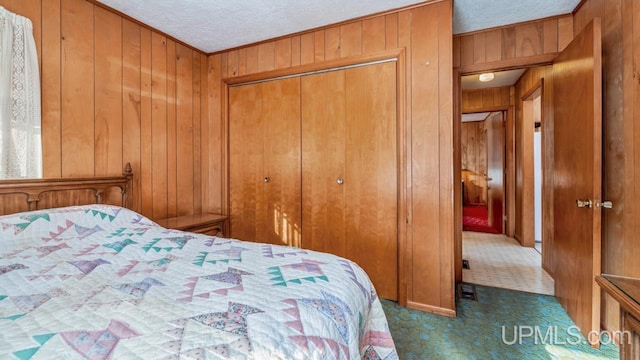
[
  {"x1": 208, "y1": 0, "x2": 454, "y2": 314},
  {"x1": 461, "y1": 121, "x2": 487, "y2": 205},
  {"x1": 513, "y1": 66, "x2": 555, "y2": 270},
  {"x1": 453, "y1": 15, "x2": 574, "y2": 72},
  {"x1": 462, "y1": 87, "x2": 511, "y2": 112},
  {"x1": 573, "y1": 0, "x2": 640, "y2": 336},
  {"x1": 0, "y1": 0, "x2": 209, "y2": 220}
]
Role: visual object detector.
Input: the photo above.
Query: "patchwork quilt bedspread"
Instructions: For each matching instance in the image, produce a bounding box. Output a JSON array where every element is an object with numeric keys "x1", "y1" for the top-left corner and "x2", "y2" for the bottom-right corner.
[{"x1": 0, "y1": 205, "x2": 397, "y2": 359}]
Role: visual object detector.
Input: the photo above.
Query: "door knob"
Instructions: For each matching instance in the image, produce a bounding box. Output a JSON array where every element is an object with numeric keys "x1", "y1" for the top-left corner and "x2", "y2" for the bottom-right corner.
[
  {"x1": 264, "y1": 177, "x2": 270, "y2": 183},
  {"x1": 576, "y1": 199, "x2": 592, "y2": 208},
  {"x1": 595, "y1": 200, "x2": 613, "y2": 209},
  {"x1": 337, "y1": 178, "x2": 344, "y2": 185}
]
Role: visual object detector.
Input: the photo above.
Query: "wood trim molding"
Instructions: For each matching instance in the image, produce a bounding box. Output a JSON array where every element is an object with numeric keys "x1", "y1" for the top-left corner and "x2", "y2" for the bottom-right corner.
[
  {"x1": 407, "y1": 301, "x2": 457, "y2": 317},
  {"x1": 521, "y1": 79, "x2": 544, "y2": 101},
  {"x1": 223, "y1": 49, "x2": 405, "y2": 85},
  {"x1": 456, "y1": 53, "x2": 558, "y2": 75}
]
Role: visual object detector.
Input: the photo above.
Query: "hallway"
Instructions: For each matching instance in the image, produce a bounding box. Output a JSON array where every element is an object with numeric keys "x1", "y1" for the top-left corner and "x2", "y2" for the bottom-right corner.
[{"x1": 462, "y1": 231, "x2": 554, "y2": 295}]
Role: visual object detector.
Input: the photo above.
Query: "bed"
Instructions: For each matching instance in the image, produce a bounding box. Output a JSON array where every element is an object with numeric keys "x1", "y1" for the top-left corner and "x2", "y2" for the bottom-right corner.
[{"x1": 0, "y1": 165, "x2": 397, "y2": 359}]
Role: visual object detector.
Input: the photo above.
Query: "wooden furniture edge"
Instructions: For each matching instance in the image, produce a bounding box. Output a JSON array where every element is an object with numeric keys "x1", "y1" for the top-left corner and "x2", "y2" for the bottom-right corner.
[
  {"x1": 0, "y1": 163, "x2": 134, "y2": 212},
  {"x1": 596, "y1": 276, "x2": 640, "y2": 321}
]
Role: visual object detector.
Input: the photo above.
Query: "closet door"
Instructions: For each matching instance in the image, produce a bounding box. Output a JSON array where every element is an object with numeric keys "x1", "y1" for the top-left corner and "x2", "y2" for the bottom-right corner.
[
  {"x1": 301, "y1": 70, "x2": 346, "y2": 256},
  {"x1": 344, "y1": 62, "x2": 397, "y2": 300},
  {"x1": 301, "y1": 61, "x2": 398, "y2": 300},
  {"x1": 262, "y1": 78, "x2": 302, "y2": 246},
  {"x1": 229, "y1": 78, "x2": 301, "y2": 246}
]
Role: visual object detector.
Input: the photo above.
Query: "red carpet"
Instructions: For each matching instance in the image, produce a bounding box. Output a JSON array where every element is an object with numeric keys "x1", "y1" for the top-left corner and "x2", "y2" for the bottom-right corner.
[{"x1": 463, "y1": 205, "x2": 500, "y2": 234}]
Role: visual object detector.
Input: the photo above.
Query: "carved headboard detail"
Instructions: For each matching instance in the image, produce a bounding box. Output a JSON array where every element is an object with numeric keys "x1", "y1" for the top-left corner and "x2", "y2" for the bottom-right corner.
[{"x1": 0, "y1": 163, "x2": 133, "y2": 216}]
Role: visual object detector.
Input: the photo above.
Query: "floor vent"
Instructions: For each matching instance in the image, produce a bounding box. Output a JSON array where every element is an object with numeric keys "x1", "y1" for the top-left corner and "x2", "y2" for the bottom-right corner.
[
  {"x1": 457, "y1": 283, "x2": 478, "y2": 301},
  {"x1": 462, "y1": 259, "x2": 470, "y2": 269}
]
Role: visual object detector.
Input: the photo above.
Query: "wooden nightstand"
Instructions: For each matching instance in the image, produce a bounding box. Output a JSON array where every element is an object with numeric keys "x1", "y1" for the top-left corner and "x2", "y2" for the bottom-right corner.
[{"x1": 156, "y1": 213, "x2": 228, "y2": 237}]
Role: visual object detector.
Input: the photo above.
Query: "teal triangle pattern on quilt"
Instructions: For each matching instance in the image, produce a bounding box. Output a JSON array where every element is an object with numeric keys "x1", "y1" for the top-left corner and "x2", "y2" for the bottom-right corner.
[
  {"x1": 0, "y1": 295, "x2": 6, "y2": 301},
  {"x1": 12, "y1": 333, "x2": 55, "y2": 360},
  {"x1": 3, "y1": 313, "x2": 26, "y2": 321},
  {"x1": 86, "y1": 209, "x2": 116, "y2": 222},
  {"x1": 33, "y1": 333, "x2": 56, "y2": 346}
]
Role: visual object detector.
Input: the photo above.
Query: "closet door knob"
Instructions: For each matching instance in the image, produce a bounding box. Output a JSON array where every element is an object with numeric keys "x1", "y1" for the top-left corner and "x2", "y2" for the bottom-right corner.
[
  {"x1": 337, "y1": 178, "x2": 344, "y2": 185},
  {"x1": 264, "y1": 177, "x2": 270, "y2": 183}
]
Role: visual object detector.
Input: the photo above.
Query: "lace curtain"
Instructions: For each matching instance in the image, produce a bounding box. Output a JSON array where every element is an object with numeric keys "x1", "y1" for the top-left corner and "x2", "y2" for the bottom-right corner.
[{"x1": 0, "y1": 6, "x2": 41, "y2": 179}]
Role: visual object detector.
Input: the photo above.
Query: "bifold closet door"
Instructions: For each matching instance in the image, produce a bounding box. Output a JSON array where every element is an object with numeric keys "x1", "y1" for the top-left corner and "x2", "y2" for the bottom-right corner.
[
  {"x1": 301, "y1": 70, "x2": 347, "y2": 256},
  {"x1": 229, "y1": 77, "x2": 301, "y2": 246},
  {"x1": 302, "y1": 61, "x2": 398, "y2": 300}
]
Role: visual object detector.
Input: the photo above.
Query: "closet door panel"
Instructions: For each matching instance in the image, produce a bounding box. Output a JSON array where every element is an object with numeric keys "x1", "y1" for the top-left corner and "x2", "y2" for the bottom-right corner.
[
  {"x1": 345, "y1": 61, "x2": 398, "y2": 300},
  {"x1": 229, "y1": 83, "x2": 266, "y2": 242},
  {"x1": 301, "y1": 71, "x2": 346, "y2": 256},
  {"x1": 263, "y1": 78, "x2": 302, "y2": 246}
]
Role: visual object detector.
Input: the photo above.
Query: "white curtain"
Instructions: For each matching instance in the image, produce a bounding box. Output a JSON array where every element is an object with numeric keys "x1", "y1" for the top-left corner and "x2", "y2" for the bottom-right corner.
[{"x1": 0, "y1": 6, "x2": 41, "y2": 179}]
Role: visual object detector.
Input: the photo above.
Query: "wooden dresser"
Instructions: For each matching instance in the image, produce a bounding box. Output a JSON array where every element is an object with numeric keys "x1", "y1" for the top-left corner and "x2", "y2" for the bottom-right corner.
[
  {"x1": 596, "y1": 274, "x2": 640, "y2": 359},
  {"x1": 156, "y1": 213, "x2": 228, "y2": 237}
]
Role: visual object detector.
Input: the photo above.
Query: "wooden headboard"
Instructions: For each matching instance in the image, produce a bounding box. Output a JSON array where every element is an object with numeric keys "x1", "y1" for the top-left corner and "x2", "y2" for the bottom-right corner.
[{"x1": 0, "y1": 163, "x2": 133, "y2": 216}]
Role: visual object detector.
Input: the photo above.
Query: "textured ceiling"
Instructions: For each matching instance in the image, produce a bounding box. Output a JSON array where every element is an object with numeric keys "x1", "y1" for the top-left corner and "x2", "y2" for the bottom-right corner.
[
  {"x1": 453, "y1": 0, "x2": 580, "y2": 34},
  {"x1": 96, "y1": 0, "x2": 582, "y2": 54}
]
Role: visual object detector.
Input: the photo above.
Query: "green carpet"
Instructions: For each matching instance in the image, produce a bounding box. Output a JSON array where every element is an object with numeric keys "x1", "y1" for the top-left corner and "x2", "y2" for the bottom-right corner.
[{"x1": 382, "y1": 284, "x2": 619, "y2": 359}]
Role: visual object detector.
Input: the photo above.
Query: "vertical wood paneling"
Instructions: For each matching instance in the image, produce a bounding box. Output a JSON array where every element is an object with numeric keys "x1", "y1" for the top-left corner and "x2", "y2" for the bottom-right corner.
[
  {"x1": 257, "y1": 42, "x2": 275, "y2": 72},
  {"x1": 176, "y1": 45, "x2": 193, "y2": 215},
  {"x1": 94, "y1": 7, "x2": 122, "y2": 176},
  {"x1": 340, "y1": 22, "x2": 362, "y2": 58},
  {"x1": 237, "y1": 48, "x2": 247, "y2": 76},
  {"x1": 122, "y1": 19, "x2": 141, "y2": 212},
  {"x1": 300, "y1": 33, "x2": 314, "y2": 65},
  {"x1": 362, "y1": 16, "x2": 385, "y2": 53},
  {"x1": 558, "y1": 16, "x2": 574, "y2": 50},
  {"x1": 385, "y1": 13, "x2": 398, "y2": 50},
  {"x1": 473, "y1": 32, "x2": 486, "y2": 64},
  {"x1": 290, "y1": 36, "x2": 301, "y2": 66},
  {"x1": 411, "y1": 3, "x2": 442, "y2": 307},
  {"x1": 151, "y1": 33, "x2": 168, "y2": 220},
  {"x1": 460, "y1": 35, "x2": 474, "y2": 66},
  {"x1": 485, "y1": 29, "x2": 502, "y2": 62},
  {"x1": 166, "y1": 40, "x2": 177, "y2": 218},
  {"x1": 199, "y1": 53, "x2": 209, "y2": 216},
  {"x1": 274, "y1": 38, "x2": 292, "y2": 69},
  {"x1": 245, "y1": 45, "x2": 258, "y2": 74},
  {"x1": 324, "y1": 27, "x2": 340, "y2": 60},
  {"x1": 139, "y1": 28, "x2": 152, "y2": 217},
  {"x1": 227, "y1": 50, "x2": 238, "y2": 77},
  {"x1": 543, "y1": 19, "x2": 558, "y2": 54},
  {"x1": 502, "y1": 27, "x2": 516, "y2": 60},
  {"x1": 314, "y1": 30, "x2": 325, "y2": 63},
  {"x1": 192, "y1": 54, "x2": 203, "y2": 214},
  {"x1": 207, "y1": 54, "x2": 223, "y2": 214},
  {"x1": 61, "y1": 0, "x2": 94, "y2": 176},
  {"x1": 5, "y1": 0, "x2": 210, "y2": 220},
  {"x1": 515, "y1": 22, "x2": 543, "y2": 58},
  {"x1": 41, "y1": 0, "x2": 61, "y2": 177}
]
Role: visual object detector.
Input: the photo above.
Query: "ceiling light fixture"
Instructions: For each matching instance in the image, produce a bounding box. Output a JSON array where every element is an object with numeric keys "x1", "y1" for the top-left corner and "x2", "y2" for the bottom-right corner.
[{"x1": 478, "y1": 72, "x2": 495, "y2": 82}]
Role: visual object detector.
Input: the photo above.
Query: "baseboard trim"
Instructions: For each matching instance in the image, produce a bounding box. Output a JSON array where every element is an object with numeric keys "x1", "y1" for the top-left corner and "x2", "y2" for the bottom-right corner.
[{"x1": 406, "y1": 301, "x2": 456, "y2": 317}]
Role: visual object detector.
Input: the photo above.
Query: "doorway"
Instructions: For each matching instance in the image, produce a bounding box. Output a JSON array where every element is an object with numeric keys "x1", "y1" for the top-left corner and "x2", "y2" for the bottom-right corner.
[
  {"x1": 457, "y1": 68, "x2": 554, "y2": 296},
  {"x1": 461, "y1": 111, "x2": 504, "y2": 234}
]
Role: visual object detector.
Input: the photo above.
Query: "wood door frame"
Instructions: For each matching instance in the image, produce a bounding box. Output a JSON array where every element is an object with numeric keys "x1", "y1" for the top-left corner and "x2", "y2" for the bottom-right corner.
[
  {"x1": 221, "y1": 48, "x2": 409, "y2": 306},
  {"x1": 520, "y1": 81, "x2": 543, "y2": 249}
]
